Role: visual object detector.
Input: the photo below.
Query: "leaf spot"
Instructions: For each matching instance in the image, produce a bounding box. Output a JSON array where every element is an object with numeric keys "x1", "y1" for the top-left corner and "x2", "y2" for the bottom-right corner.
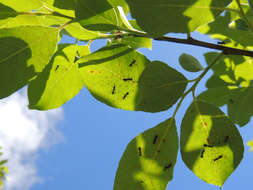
[
  {"x1": 90, "y1": 70, "x2": 94, "y2": 74},
  {"x1": 55, "y1": 65, "x2": 59, "y2": 71},
  {"x1": 224, "y1": 136, "x2": 229, "y2": 143},
  {"x1": 213, "y1": 155, "x2": 223, "y2": 162},
  {"x1": 204, "y1": 144, "x2": 213, "y2": 148},
  {"x1": 229, "y1": 99, "x2": 234, "y2": 104},
  {"x1": 129, "y1": 59, "x2": 136, "y2": 67},
  {"x1": 123, "y1": 92, "x2": 129, "y2": 99},
  {"x1": 164, "y1": 163, "x2": 172, "y2": 171},
  {"x1": 138, "y1": 147, "x2": 142, "y2": 156},
  {"x1": 112, "y1": 85, "x2": 116, "y2": 95},
  {"x1": 123, "y1": 78, "x2": 133, "y2": 81},
  {"x1": 200, "y1": 149, "x2": 205, "y2": 158},
  {"x1": 153, "y1": 135, "x2": 158, "y2": 144}
]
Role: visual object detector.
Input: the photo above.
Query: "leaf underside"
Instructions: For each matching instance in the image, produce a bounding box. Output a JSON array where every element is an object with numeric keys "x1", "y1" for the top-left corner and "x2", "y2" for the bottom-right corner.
[
  {"x1": 181, "y1": 100, "x2": 244, "y2": 187},
  {"x1": 114, "y1": 118, "x2": 178, "y2": 190},
  {"x1": 78, "y1": 44, "x2": 187, "y2": 112}
]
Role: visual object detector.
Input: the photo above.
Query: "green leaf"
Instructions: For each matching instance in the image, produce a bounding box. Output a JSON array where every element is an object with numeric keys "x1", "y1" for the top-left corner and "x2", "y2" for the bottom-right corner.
[
  {"x1": 229, "y1": 19, "x2": 249, "y2": 31},
  {"x1": 198, "y1": 86, "x2": 253, "y2": 126},
  {"x1": 181, "y1": 101, "x2": 244, "y2": 187},
  {"x1": 114, "y1": 118, "x2": 178, "y2": 190},
  {"x1": 0, "y1": 26, "x2": 58, "y2": 99},
  {"x1": 28, "y1": 44, "x2": 90, "y2": 110},
  {"x1": 76, "y1": 0, "x2": 117, "y2": 31},
  {"x1": 109, "y1": 36, "x2": 152, "y2": 49},
  {"x1": 0, "y1": 0, "x2": 43, "y2": 26},
  {"x1": 200, "y1": 52, "x2": 253, "y2": 126},
  {"x1": 249, "y1": 0, "x2": 253, "y2": 9},
  {"x1": 0, "y1": 0, "x2": 42, "y2": 12},
  {"x1": 0, "y1": 13, "x2": 105, "y2": 40},
  {"x1": 126, "y1": 0, "x2": 231, "y2": 36},
  {"x1": 75, "y1": 0, "x2": 129, "y2": 32},
  {"x1": 0, "y1": 2, "x2": 18, "y2": 20},
  {"x1": 179, "y1": 53, "x2": 204, "y2": 72},
  {"x1": 64, "y1": 22, "x2": 105, "y2": 40},
  {"x1": 78, "y1": 44, "x2": 187, "y2": 112},
  {"x1": 198, "y1": 12, "x2": 253, "y2": 49},
  {"x1": 247, "y1": 140, "x2": 253, "y2": 151},
  {"x1": 42, "y1": 0, "x2": 76, "y2": 17},
  {"x1": 204, "y1": 52, "x2": 253, "y2": 88},
  {"x1": 0, "y1": 14, "x2": 67, "y2": 28}
]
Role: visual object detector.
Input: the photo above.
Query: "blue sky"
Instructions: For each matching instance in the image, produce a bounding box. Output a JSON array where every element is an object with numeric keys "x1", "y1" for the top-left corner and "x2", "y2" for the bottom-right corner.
[{"x1": 1, "y1": 32, "x2": 253, "y2": 190}]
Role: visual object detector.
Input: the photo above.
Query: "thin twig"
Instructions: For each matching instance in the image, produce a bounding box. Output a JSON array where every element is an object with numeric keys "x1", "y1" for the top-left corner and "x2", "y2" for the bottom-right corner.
[{"x1": 154, "y1": 36, "x2": 253, "y2": 57}]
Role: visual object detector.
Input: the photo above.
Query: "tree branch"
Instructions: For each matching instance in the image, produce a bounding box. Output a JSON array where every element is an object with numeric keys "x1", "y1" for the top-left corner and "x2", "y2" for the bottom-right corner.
[{"x1": 153, "y1": 36, "x2": 253, "y2": 58}]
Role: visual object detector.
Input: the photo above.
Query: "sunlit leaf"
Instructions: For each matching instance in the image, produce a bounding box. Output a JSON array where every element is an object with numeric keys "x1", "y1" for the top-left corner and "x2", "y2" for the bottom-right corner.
[
  {"x1": 198, "y1": 86, "x2": 253, "y2": 126},
  {"x1": 0, "y1": 14, "x2": 68, "y2": 28},
  {"x1": 181, "y1": 101, "x2": 244, "y2": 187},
  {"x1": 198, "y1": 12, "x2": 253, "y2": 49},
  {"x1": 200, "y1": 52, "x2": 253, "y2": 126},
  {"x1": 64, "y1": 22, "x2": 105, "y2": 40},
  {"x1": 109, "y1": 35, "x2": 152, "y2": 49},
  {"x1": 28, "y1": 44, "x2": 90, "y2": 110},
  {"x1": 126, "y1": 0, "x2": 231, "y2": 36},
  {"x1": 42, "y1": 0, "x2": 76, "y2": 17},
  {"x1": 78, "y1": 44, "x2": 187, "y2": 112},
  {"x1": 0, "y1": 26, "x2": 58, "y2": 99},
  {"x1": 114, "y1": 118, "x2": 178, "y2": 190},
  {"x1": 0, "y1": 0, "x2": 42, "y2": 12},
  {"x1": 229, "y1": 19, "x2": 249, "y2": 31},
  {"x1": 76, "y1": 0, "x2": 130, "y2": 32},
  {"x1": 0, "y1": 0, "x2": 43, "y2": 26},
  {"x1": 247, "y1": 140, "x2": 253, "y2": 151}
]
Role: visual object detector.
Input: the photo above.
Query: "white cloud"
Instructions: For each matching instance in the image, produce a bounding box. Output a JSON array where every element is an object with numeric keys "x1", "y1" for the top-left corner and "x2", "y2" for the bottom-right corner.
[{"x1": 0, "y1": 92, "x2": 63, "y2": 190}]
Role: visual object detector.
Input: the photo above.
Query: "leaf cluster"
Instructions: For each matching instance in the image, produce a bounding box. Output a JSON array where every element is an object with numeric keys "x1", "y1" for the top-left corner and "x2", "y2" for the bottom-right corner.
[{"x1": 0, "y1": 0, "x2": 252, "y2": 189}]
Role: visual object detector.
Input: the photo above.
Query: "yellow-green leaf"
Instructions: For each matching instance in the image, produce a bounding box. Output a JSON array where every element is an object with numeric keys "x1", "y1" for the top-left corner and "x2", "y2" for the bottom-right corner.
[
  {"x1": 0, "y1": 26, "x2": 58, "y2": 99},
  {"x1": 114, "y1": 118, "x2": 178, "y2": 190},
  {"x1": 247, "y1": 140, "x2": 253, "y2": 151},
  {"x1": 28, "y1": 44, "x2": 90, "y2": 110},
  {"x1": 181, "y1": 101, "x2": 244, "y2": 187},
  {"x1": 78, "y1": 44, "x2": 187, "y2": 112}
]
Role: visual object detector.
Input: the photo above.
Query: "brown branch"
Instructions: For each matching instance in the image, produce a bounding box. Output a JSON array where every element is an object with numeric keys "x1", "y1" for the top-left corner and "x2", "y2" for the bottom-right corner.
[{"x1": 153, "y1": 36, "x2": 253, "y2": 58}]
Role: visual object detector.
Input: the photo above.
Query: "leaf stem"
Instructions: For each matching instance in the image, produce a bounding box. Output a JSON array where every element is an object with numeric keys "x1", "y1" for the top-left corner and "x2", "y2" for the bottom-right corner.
[
  {"x1": 235, "y1": 0, "x2": 253, "y2": 32},
  {"x1": 191, "y1": 52, "x2": 224, "y2": 95},
  {"x1": 172, "y1": 52, "x2": 224, "y2": 119},
  {"x1": 57, "y1": 20, "x2": 72, "y2": 31}
]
